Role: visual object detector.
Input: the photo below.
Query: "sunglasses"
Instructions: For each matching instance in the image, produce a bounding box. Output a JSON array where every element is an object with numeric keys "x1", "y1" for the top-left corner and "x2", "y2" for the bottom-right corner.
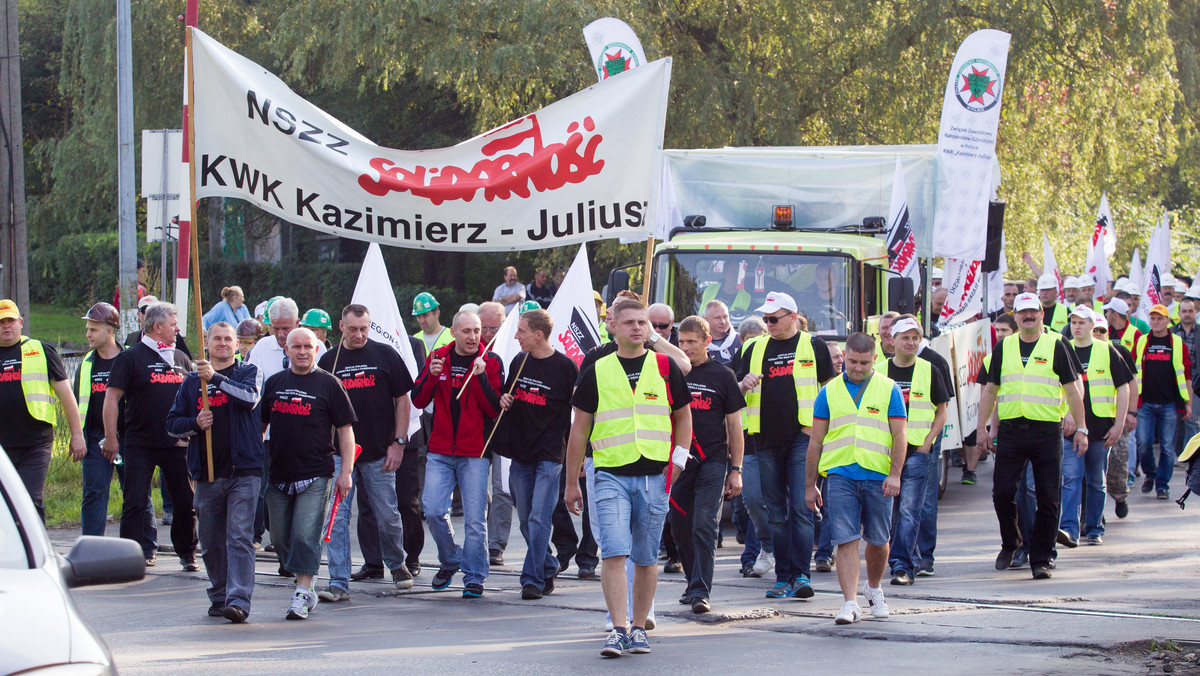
[
  {"x1": 651, "y1": 322, "x2": 672, "y2": 330},
  {"x1": 763, "y1": 315, "x2": 790, "y2": 324}
]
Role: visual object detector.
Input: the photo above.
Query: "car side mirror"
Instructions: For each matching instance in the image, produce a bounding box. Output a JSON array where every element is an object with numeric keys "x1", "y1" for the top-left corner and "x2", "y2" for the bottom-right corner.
[
  {"x1": 888, "y1": 277, "x2": 915, "y2": 315},
  {"x1": 60, "y1": 536, "x2": 146, "y2": 589}
]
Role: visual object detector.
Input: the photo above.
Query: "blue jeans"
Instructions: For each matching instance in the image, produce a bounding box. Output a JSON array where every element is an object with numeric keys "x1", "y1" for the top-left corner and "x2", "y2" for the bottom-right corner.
[
  {"x1": 264, "y1": 477, "x2": 332, "y2": 577},
  {"x1": 916, "y1": 434, "x2": 942, "y2": 566},
  {"x1": 756, "y1": 433, "x2": 814, "y2": 582},
  {"x1": 509, "y1": 459, "x2": 562, "y2": 589},
  {"x1": 593, "y1": 470, "x2": 669, "y2": 566},
  {"x1": 195, "y1": 475, "x2": 261, "y2": 612},
  {"x1": 739, "y1": 454, "x2": 773, "y2": 559},
  {"x1": 422, "y1": 453, "x2": 490, "y2": 585},
  {"x1": 889, "y1": 451, "x2": 931, "y2": 575},
  {"x1": 327, "y1": 455, "x2": 408, "y2": 591},
  {"x1": 1137, "y1": 402, "x2": 1179, "y2": 491},
  {"x1": 814, "y1": 479, "x2": 834, "y2": 562},
  {"x1": 1061, "y1": 438, "x2": 1108, "y2": 539}
]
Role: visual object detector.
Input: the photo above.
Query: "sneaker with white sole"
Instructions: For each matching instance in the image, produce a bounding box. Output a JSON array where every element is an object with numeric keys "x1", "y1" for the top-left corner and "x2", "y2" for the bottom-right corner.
[
  {"x1": 862, "y1": 585, "x2": 889, "y2": 618},
  {"x1": 286, "y1": 591, "x2": 310, "y2": 620},
  {"x1": 627, "y1": 627, "x2": 651, "y2": 654},
  {"x1": 317, "y1": 586, "x2": 349, "y2": 602},
  {"x1": 752, "y1": 550, "x2": 774, "y2": 577},
  {"x1": 834, "y1": 600, "x2": 861, "y2": 624},
  {"x1": 600, "y1": 630, "x2": 629, "y2": 657}
]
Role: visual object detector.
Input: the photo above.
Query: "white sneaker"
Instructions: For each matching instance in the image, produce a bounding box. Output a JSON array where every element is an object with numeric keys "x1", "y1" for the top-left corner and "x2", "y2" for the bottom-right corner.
[
  {"x1": 286, "y1": 592, "x2": 309, "y2": 620},
  {"x1": 645, "y1": 612, "x2": 655, "y2": 631},
  {"x1": 752, "y1": 550, "x2": 775, "y2": 577},
  {"x1": 862, "y1": 585, "x2": 889, "y2": 618},
  {"x1": 834, "y1": 600, "x2": 861, "y2": 625}
]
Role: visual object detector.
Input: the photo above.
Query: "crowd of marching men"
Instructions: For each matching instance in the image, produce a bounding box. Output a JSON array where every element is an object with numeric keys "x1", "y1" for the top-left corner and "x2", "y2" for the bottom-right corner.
[{"x1": 2, "y1": 257, "x2": 1199, "y2": 657}]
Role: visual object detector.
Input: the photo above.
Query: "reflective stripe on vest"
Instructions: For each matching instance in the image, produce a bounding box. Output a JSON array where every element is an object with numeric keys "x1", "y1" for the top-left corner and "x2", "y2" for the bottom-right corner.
[
  {"x1": 76, "y1": 350, "x2": 95, "y2": 423},
  {"x1": 996, "y1": 334, "x2": 1065, "y2": 422},
  {"x1": 819, "y1": 373, "x2": 897, "y2": 476},
  {"x1": 1135, "y1": 333, "x2": 1190, "y2": 402},
  {"x1": 590, "y1": 352, "x2": 673, "y2": 467},
  {"x1": 874, "y1": 356, "x2": 936, "y2": 441},
  {"x1": 700, "y1": 284, "x2": 751, "y2": 312},
  {"x1": 412, "y1": 327, "x2": 453, "y2": 352},
  {"x1": 744, "y1": 332, "x2": 819, "y2": 433},
  {"x1": 1074, "y1": 340, "x2": 1116, "y2": 417},
  {"x1": 19, "y1": 339, "x2": 57, "y2": 424},
  {"x1": 1049, "y1": 303, "x2": 1069, "y2": 332},
  {"x1": 740, "y1": 334, "x2": 767, "y2": 431}
]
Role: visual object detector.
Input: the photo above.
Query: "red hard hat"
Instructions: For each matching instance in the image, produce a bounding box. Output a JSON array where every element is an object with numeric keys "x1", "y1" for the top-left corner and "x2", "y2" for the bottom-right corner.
[{"x1": 81, "y1": 302, "x2": 121, "y2": 328}]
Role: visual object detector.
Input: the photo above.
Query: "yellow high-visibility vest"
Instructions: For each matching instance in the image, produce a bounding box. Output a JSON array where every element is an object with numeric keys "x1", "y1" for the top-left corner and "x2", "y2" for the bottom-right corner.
[
  {"x1": 744, "y1": 333, "x2": 819, "y2": 433},
  {"x1": 1135, "y1": 333, "x2": 1189, "y2": 402},
  {"x1": 819, "y1": 373, "x2": 897, "y2": 477},
  {"x1": 874, "y1": 356, "x2": 936, "y2": 443},
  {"x1": 18, "y1": 338, "x2": 57, "y2": 425},
  {"x1": 997, "y1": 334, "x2": 1066, "y2": 422},
  {"x1": 589, "y1": 352, "x2": 673, "y2": 468},
  {"x1": 1072, "y1": 340, "x2": 1117, "y2": 417}
]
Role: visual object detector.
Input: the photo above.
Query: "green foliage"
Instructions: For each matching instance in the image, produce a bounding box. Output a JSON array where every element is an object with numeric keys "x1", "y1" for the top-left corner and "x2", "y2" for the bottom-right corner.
[{"x1": 29, "y1": 232, "x2": 118, "y2": 307}]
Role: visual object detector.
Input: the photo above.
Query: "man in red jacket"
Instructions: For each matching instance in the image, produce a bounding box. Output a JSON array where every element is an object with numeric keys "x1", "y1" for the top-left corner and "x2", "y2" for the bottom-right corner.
[{"x1": 412, "y1": 310, "x2": 503, "y2": 598}]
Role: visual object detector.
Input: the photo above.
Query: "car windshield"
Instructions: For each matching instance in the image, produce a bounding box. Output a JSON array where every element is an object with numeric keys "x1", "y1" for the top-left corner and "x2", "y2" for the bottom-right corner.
[
  {"x1": 654, "y1": 252, "x2": 855, "y2": 337},
  {"x1": 0, "y1": 485, "x2": 31, "y2": 568}
]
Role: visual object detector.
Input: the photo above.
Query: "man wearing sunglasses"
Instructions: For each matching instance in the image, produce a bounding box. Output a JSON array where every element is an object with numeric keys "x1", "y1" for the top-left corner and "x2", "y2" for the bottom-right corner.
[
  {"x1": 648, "y1": 303, "x2": 679, "y2": 346},
  {"x1": 737, "y1": 291, "x2": 835, "y2": 600}
]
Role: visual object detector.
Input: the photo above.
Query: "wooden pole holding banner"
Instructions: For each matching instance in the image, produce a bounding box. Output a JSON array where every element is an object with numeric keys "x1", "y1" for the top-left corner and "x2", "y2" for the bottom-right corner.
[
  {"x1": 456, "y1": 331, "x2": 501, "y2": 401},
  {"x1": 481, "y1": 352, "x2": 530, "y2": 454},
  {"x1": 185, "y1": 24, "x2": 213, "y2": 482},
  {"x1": 641, "y1": 237, "x2": 655, "y2": 299}
]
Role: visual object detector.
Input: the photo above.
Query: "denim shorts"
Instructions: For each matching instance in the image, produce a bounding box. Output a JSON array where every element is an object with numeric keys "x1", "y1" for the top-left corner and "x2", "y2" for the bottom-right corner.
[
  {"x1": 592, "y1": 470, "x2": 669, "y2": 566},
  {"x1": 824, "y1": 472, "x2": 893, "y2": 546}
]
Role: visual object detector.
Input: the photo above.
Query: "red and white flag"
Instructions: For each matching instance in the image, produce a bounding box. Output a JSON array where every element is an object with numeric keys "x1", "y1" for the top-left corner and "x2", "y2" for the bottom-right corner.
[
  {"x1": 545, "y1": 244, "x2": 601, "y2": 367},
  {"x1": 1084, "y1": 193, "x2": 1114, "y2": 300},
  {"x1": 885, "y1": 157, "x2": 920, "y2": 288},
  {"x1": 938, "y1": 257, "x2": 983, "y2": 328},
  {"x1": 1042, "y1": 234, "x2": 1064, "y2": 304}
]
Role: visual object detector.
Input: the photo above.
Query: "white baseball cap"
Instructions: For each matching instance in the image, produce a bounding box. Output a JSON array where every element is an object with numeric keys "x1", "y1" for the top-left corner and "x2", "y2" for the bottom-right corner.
[
  {"x1": 756, "y1": 291, "x2": 798, "y2": 314},
  {"x1": 1013, "y1": 293, "x2": 1041, "y2": 312},
  {"x1": 1036, "y1": 273, "x2": 1059, "y2": 291},
  {"x1": 1114, "y1": 278, "x2": 1137, "y2": 295},
  {"x1": 1094, "y1": 314, "x2": 1109, "y2": 331},
  {"x1": 890, "y1": 317, "x2": 922, "y2": 337},
  {"x1": 1078, "y1": 274, "x2": 1096, "y2": 287},
  {"x1": 1102, "y1": 297, "x2": 1129, "y2": 315},
  {"x1": 1069, "y1": 305, "x2": 1095, "y2": 322},
  {"x1": 1063, "y1": 276, "x2": 1080, "y2": 290}
]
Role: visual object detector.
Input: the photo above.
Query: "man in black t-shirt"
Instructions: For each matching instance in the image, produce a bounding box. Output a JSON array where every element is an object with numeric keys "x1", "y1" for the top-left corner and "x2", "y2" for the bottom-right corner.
[
  {"x1": 565, "y1": 297, "x2": 692, "y2": 656},
  {"x1": 736, "y1": 291, "x2": 834, "y2": 599},
  {"x1": 316, "y1": 305, "x2": 416, "y2": 601},
  {"x1": 1093, "y1": 316, "x2": 1138, "y2": 517},
  {"x1": 1060, "y1": 307, "x2": 1132, "y2": 547},
  {"x1": 261, "y1": 327, "x2": 357, "y2": 621},
  {"x1": 104, "y1": 302, "x2": 196, "y2": 568},
  {"x1": 671, "y1": 316, "x2": 745, "y2": 614},
  {"x1": 1134, "y1": 304, "x2": 1194, "y2": 499},
  {"x1": 495, "y1": 309, "x2": 578, "y2": 600},
  {"x1": 0, "y1": 298, "x2": 85, "y2": 522},
  {"x1": 166, "y1": 322, "x2": 264, "y2": 623}
]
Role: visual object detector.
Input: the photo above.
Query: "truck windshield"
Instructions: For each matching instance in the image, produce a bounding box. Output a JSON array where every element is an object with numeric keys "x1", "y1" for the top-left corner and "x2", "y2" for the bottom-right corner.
[{"x1": 654, "y1": 252, "x2": 855, "y2": 337}]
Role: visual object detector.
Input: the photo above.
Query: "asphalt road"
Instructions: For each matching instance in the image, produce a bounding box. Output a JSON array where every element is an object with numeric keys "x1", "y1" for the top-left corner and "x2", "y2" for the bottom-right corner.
[{"x1": 62, "y1": 456, "x2": 1200, "y2": 674}]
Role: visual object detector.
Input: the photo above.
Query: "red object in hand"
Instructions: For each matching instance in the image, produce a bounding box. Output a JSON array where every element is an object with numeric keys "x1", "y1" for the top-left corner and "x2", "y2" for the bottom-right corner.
[{"x1": 323, "y1": 444, "x2": 362, "y2": 542}]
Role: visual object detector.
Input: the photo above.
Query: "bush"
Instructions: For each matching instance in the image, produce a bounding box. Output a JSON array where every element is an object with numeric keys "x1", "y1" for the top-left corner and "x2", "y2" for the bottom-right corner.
[{"x1": 30, "y1": 232, "x2": 119, "y2": 307}]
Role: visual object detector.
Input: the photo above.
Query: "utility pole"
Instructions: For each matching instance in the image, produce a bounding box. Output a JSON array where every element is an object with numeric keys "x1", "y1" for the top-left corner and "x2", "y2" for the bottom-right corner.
[
  {"x1": 116, "y1": 0, "x2": 137, "y2": 334},
  {"x1": 0, "y1": 0, "x2": 29, "y2": 327}
]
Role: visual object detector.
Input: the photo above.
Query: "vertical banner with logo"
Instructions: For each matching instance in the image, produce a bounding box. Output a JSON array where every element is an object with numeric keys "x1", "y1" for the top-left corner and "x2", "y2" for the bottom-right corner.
[
  {"x1": 1140, "y1": 210, "x2": 1171, "y2": 318},
  {"x1": 932, "y1": 29, "x2": 1011, "y2": 260},
  {"x1": 885, "y1": 156, "x2": 920, "y2": 288},
  {"x1": 1085, "y1": 193, "x2": 1114, "y2": 301},
  {"x1": 583, "y1": 17, "x2": 648, "y2": 82},
  {"x1": 349, "y1": 243, "x2": 422, "y2": 438},
  {"x1": 938, "y1": 257, "x2": 983, "y2": 329},
  {"x1": 546, "y1": 244, "x2": 601, "y2": 367}
]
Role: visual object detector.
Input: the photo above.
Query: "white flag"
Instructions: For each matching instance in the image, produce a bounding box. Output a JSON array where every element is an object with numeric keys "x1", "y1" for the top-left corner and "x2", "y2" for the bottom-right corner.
[
  {"x1": 546, "y1": 244, "x2": 601, "y2": 366},
  {"x1": 583, "y1": 17, "x2": 648, "y2": 82},
  {"x1": 1084, "y1": 194, "x2": 1114, "y2": 300},
  {"x1": 938, "y1": 257, "x2": 984, "y2": 328},
  {"x1": 653, "y1": 159, "x2": 684, "y2": 241},
  {"x1": 885, "y1": 157, "x2": 920, "y2": 287},
  {"x1": 932, "y1": 29, "x2": 1012, "y2": 259},
  {"x1": 349, "y1": 243, "x2": 421, "y2": 438},
  {"x1": 490, "y1": 304, "x2": 523, "y2": 373},
  {"x1": 1042, "y1": 234, "x2": 1064, "y2": 304},
  {"x1": 1130, "y1": 248, "x2": 1143, "y2": 290},
  {"x1": 1140, "y1": 211, "x2": 1170, "y2": 316}
]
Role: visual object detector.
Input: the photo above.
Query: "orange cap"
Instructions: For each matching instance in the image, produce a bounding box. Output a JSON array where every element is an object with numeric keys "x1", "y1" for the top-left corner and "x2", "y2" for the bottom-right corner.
[{"x1": 1149, "y1": 304, "x2": 1170, "y2": 317}]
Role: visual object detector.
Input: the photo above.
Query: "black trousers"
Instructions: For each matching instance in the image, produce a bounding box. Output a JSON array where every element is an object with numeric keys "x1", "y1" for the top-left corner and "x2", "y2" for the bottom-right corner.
[
  {"x1": 5, "y1": 442, "x2": 51, "y2": 521},
  {"x1": 669, "y1": 460, "x2": 727, "y2": 600},
  {"x1": 993, "y1": 423, "x2": 1062, "y2": 567},
  {"x1": 359, "y1": 446, "x2": 424, "y2": 569},
  {"x1": 551, "y1": 464, "x2": 599, "y2": 569},
  {"x1": 120, "y1": 444, "x2": 196, "y2": 561}
]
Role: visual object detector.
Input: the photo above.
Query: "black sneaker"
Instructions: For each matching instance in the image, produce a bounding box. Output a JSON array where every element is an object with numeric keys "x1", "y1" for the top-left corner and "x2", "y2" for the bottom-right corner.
[
  {"x1": 277, "y1": 565, "x2": 294, "y2": 578},
  {"x1": 432, "y1": 568, "x2": 458, "y2": 590},
  {"x1": 391, "y1": 565, "x2": 415, "y2": 590},
  {"x1": 521, "y1": 583, "x2": 543, "y2": 600},
  {"x1": 223, "y1": 605, "x2": 248, "y2": 623},
  {"x1": 207, "y1": 602, "x2": 225, "y2": 617},
  {"x1": 183, "y1": 560, "x2": 200, "y2": 572},
  {"x1": 691, "y1": 598, "x2": 711, "y2": 614},
  {"x1": 1142, "y1": 477, "x2": 1154, "y2": 493},
  {"x1": 1031, "y1": 564, "x2": 1052, "y2": 579},
  {"x1": 462, "y1": 582, "x2": 484, "y2": 598},
  {"x1": 961, "y1": 469, "x2": 977, "y2": 485},
  {"x1": 664, "y1": 558, "x2": 683, "y2": 573},
  {"x1": 1010, "y1": 550, "x2": 1029, "y2": 569},
  {"x1": 739, "y1": 564, "x2": 754, "y2": 578},
  {"x1": 916, "y1": 562, "x2": 935, "y2": 577},
  {"x1": 1157, "y1": 489, "x2": 1170, "y2": 500},
  {"x1": 407, "y1": 561, "x2": 421, "y2": 577},
  {"x1": 542, "y1": 576, "x2": 554, "y2": 596},
  {"x1": 577, "y1": 565, "x2": 598, "y2": 579},
  {"x1": 489, "y1": 550, "x2": 504, "y2": 566},
  {"x1": 814, "y1": 558, "x2": 833, "y2": 573},
  {"x1": 157, "y1": 543, "x2": 175, "y2": 554},
  {"x1": 890, "y1": 571, "x2": 914, "y2": 586},
  {"x1": 350, "y1": 564, "x2": 385, "y2": 581},
  {"x1": 1056, "y1": 529, "x2": 1078, "y2": 548},
  {"x1": 995, "y1": 549, "x2": 1015, "y2": 570},
  {"x1": 1115, "y1": 499, "x2": 1129, "y2": 518}
]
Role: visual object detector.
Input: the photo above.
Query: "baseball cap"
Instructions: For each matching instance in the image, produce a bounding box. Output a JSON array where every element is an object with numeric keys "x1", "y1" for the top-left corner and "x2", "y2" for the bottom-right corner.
[
  {"x1": 756, "y1": 291, "x2": 798, "y2": 315},
  {"x1": 1036, "y1": 273, "x2": 1059, "y2": 291},
  {"x1": 1069, "y1": 305, "x2": 1095, "y2": 321},
  {"x1": 1078, "y1": 273, "x2": 1096, "y2": 287},
  {"x1": 299, "y1": 308, "x2": 332, "y2": 330},
  {"x1": 1102, "y1": 297, "x2": 1129, "y2": 315},
  {"x1": 254, "y1": 300, "x2": 269, "y2": 318},
  {"x1": 81, "y1": 302, "x2": 120, "y2": 327},
  {"x1": 1063, "y1": 276, "x2": 1080, "y2": 290},
  {"x1": 137, "y1": 295, "x2": 159, "y2": 310},
  {"x1": 890, "y1": 317, "x2": 921, "y2": 337},
  {"x1": 1093, "y1": 314, "x2": 1109, "y2": 331},
  {"x1": 412, "y1": 292, "x2": 439, "y2": 316},
  {"x1": 236, "y1": 318, "x2": 263, "y2": 339},
  {"x1": 1149, "y1": 303, "x2": 1170, "y2": 317},
  {"x1": 0, "y1": 298, "x2": 19, "y2": 321},
  {"x1": 1013, "y1": 293, "x2": 1041, "y2": 312}
]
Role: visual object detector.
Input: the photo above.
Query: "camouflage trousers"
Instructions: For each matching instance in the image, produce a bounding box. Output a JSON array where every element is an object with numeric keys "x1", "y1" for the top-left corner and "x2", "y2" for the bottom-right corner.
[{"x1": 1106, "y1": 430, "x2": 1130, "y2": 501}]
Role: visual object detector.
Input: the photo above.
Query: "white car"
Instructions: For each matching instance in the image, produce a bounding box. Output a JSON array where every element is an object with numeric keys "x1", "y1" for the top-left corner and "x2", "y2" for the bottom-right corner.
[{"x1": 0, "y1": 448, "x2": 144, "y2": 674}]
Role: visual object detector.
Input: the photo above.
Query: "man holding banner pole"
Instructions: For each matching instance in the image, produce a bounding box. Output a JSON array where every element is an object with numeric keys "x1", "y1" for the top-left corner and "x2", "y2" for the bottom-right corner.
[{"x1": 479, "y1": 301, "x2": 514, "y2": 567}]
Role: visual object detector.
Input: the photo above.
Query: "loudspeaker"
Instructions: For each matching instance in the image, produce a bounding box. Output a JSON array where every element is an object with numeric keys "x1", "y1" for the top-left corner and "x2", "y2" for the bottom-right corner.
[{"x1": 982, "y1": 200, "x2": 1006, "y2": 273}]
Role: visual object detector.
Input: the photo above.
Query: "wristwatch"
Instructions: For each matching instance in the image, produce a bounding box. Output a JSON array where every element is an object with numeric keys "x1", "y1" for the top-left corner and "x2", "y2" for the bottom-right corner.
[
  {"x1": 647, "y1": 332, "x2": 661, "y2": 345},
  {"x1": 730, "y1": 465, "x2": 743, "y2": 473},
  {"x1": 394, "y1": 436, "x2": 408, "y2": 446},
  {"x1": 1075, "y1": 428, "x2": 1089, "y2": 437}
]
